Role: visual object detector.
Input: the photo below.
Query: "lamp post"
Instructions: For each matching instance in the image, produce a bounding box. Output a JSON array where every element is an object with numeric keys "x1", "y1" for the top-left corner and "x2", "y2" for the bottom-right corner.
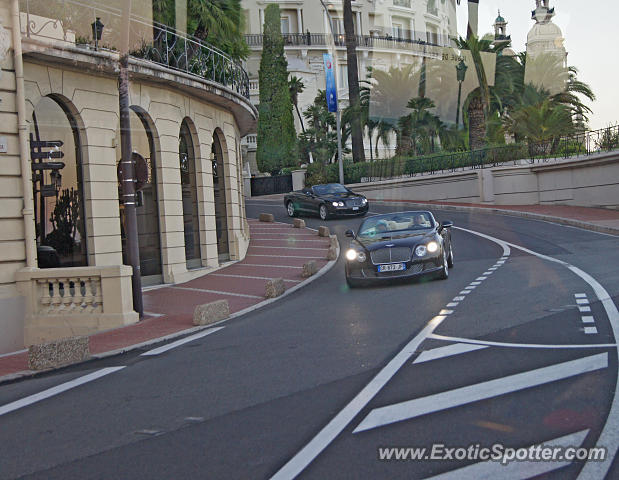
[
  {"x1": 91, "y1": 17, "x2": 104, "y2": 51},
  {"x1": 455, "y1": 58, "x2": 468, "y2": 128},
  {"x1": 319, "y1": 0, "x2": 344, "y2": 184}
]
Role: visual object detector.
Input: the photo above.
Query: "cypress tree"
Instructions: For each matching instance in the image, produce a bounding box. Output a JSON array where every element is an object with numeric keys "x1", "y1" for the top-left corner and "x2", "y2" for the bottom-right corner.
[{"x1": 256, "y1": 4, "x2": 298, "y2": 175}]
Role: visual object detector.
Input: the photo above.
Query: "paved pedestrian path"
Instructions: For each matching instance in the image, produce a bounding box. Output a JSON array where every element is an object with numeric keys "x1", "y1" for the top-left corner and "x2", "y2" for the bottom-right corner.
[{"x1": 0, "y1": 219, "x2": 331, "y2": 381}]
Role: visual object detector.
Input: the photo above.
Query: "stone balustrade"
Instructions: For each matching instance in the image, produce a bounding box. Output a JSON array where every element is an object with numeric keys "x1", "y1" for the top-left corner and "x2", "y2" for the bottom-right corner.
[{"x1": 16, "y1": 265, "x2": 139, "y2": 345}]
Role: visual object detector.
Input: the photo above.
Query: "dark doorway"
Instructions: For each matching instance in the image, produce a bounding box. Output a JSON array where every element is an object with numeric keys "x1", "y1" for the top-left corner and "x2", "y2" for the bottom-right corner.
[
  {"x1": 180, "y1": 120, "x2": 201, "y2": 269},
  {"x1": 212, "y1": 131, "x2": 229, "y2": 261},
  {"x1": 118, "y1": 109, "x2": 163, "y2": 285}
]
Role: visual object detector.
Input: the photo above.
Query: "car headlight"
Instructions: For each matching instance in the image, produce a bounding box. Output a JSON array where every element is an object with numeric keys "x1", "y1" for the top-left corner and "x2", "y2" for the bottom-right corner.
[
  {"x1": 427, "y1": 241, "x2": 439, "y2": 253},
  {"x1": 346, "y1": 249, "x2": 358, "y2": 261},
  {"x1": 332, "y1": 201, "x2": 344, "y2": 207},
  {"x1": 346, "y1": 249, "x2": 366, "y2": 262},
  {"x1": 361, "y1": 198, "x2": 367, "y2": 205},
  {"x1": 415, "y1": 245, "x2": 427, "y2": 257}
]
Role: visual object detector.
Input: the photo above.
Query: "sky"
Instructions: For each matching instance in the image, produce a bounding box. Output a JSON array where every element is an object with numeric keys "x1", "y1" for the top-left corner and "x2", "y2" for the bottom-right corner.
[{"x1": 456, "y1": 0, "x2": 618, "y2": 130}]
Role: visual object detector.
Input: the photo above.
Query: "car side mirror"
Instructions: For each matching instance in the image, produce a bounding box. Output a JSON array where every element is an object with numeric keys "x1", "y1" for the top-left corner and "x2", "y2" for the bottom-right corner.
[
  {"x1": 345, "y1": 229, "x2": 355, "y2": 238},
  {"x1": 441, "y1": 221, "x2": 454, "y2": 228}
]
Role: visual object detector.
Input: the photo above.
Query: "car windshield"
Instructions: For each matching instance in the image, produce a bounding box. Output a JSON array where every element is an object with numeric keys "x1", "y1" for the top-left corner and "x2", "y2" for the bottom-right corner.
[
  {"x1": 359, "y1": 212, "x2": 434, "y2": 237},
  {"x1": 313, "y1": 184, "x2": 349, "y2": 195}
]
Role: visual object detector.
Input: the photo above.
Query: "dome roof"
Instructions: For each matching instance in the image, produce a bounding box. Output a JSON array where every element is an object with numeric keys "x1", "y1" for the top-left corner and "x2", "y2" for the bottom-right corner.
[{"x1": 527, "y1": 20, "x2": 563, "y2": 43}]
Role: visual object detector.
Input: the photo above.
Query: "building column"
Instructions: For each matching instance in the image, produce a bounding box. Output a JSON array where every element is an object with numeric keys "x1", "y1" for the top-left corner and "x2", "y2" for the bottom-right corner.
[
  {"x1": 297, "y1": 8, "x2": 303, "y2": 34},
  {"x1": 356, "y1": 11, "x2": 361, "y2": 35},
  {"x1": 259, "y1": 9, "x2": 264, "y2": 33}
]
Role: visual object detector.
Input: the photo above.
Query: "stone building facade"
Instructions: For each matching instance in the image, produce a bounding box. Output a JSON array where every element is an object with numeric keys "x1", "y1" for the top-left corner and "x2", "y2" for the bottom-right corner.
[{"x1": 0, "y1": 0, "x2": 256, "y2": 353}]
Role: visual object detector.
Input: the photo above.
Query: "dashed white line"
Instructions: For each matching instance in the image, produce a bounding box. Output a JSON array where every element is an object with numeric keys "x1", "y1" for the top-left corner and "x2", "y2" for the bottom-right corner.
[
  {"x1": 579, "y1": 306, "x2": 592, "y2": 313},
  {"x1": 470, "y1": 281, "x2": 482, "y2": 286},
  {"x1": 584, "y1": 327, "x2": 599, "y2": 335},
  {"x1": 459, "y1": 291, "x2": 471, "y2": 295},
  {"x1": 453, "y1": 296, "x2": 465, "y2": 302},
  {"x1": 428, "y1": 334, "x2": 617, "y2": 349},
  {"x1": 582, "y1": 316, "x2": 595, "y2": 324},
  {"x1": 575, "y1": 293, "x2": 588, "y2": 298},
  {"x1": 446, "y1": 302, "x2": 459, "y2": 307},
  {"x1": 476, "y1": 276, "x2": 487, "y2": 281},
  {"x1": 439, "y1": 310, "x2": 454, "y2": 315},
  {"x1": 576, "y1": 298, "x2": 590, "y2": 305},
  {"x1": 0, "y1": 367, "x2": 126, "y2": 417}
]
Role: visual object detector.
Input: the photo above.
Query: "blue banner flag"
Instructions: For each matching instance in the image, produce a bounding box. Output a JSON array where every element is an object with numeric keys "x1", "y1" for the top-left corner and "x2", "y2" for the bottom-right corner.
[{"x1": 323, "y1": 53, "x2": 338, "y2": 113}]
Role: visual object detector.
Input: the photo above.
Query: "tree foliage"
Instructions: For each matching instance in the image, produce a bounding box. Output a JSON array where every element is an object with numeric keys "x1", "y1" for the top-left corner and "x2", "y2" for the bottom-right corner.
[{"x1": 256, "y1": 4, "x2": 298, "y2": 175}]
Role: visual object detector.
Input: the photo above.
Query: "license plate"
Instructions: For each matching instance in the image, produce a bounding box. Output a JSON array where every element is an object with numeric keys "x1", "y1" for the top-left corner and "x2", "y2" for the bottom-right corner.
[
  {"x1": 378, "y1": 263, "x2": 406, "y2": 272},
  {"x1": 352, "y1": 206, "x2": 359, "y2": 211}
]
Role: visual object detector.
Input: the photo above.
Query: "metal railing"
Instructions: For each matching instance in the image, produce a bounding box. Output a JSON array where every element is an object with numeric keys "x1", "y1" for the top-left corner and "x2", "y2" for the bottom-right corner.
[
  {"x1": 244, "y1": 32, "x2": 454, "y2": 50},
  {"x1": 323, "y1": 124, "x2": 619, "y2": 184},
  {"x1": 20, "y1": 0, "x2": 250, "y2": 99}
]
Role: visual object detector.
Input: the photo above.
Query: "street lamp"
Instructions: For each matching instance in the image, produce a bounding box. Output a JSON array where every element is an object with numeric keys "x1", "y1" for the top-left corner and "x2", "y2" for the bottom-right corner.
[
  {"x1": 91, "y1": 17, "x2": 104, "y2": 50},
  {"x1": 455, "y1": 58, "x2": 468, "y2": 128}
]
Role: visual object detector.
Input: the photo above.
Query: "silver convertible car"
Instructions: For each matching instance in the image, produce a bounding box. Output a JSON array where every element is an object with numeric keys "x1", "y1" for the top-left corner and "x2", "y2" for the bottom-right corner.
[{"x1": 344, "y1": 211, "x2": 454, "y2": 287}]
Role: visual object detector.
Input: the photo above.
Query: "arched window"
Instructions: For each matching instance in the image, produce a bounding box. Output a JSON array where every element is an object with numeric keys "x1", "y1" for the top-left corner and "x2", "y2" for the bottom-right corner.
[{"x1": 30, "y1": 96, "x2": 87, "y2": 268}]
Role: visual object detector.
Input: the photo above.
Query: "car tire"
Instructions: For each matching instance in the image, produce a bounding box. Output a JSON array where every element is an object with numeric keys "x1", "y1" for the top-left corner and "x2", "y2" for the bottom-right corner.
[
  {"x1": 286, "y1": 201, "x2": 296, "y2": 217},
  {"x1": 447, "y1": 242, "x2": 454, "y2": 268},
  {"x1": 438, "y1": 251, "x2": 449, "y2": 280},
  {"x1": 319, "y1": 204, "x2": 329, "y2": 221}
]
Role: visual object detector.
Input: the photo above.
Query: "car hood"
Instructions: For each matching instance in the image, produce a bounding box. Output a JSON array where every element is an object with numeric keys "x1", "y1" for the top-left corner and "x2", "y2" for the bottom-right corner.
[
  {"x1": 354, "y1": 231, "x2": 435, "y2": 251},
  {"x1": 319, "y1": 192, "x2": 364, "y2": 201}
]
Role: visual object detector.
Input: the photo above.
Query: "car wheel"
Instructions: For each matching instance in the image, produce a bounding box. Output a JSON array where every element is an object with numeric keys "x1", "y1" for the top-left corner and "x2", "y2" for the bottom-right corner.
[
  {"x1": 438, "y1": 251, "x2": 449, "y2": 280},
  {"x1": 319, "y1": 204, "x2": 329, "y2": 221},
  {"x1": 447, "y1": 242, "x2": 454, "y2": 268},
  {"x1": 286, "y1": 201, "x2": 296, "y2": 217}
]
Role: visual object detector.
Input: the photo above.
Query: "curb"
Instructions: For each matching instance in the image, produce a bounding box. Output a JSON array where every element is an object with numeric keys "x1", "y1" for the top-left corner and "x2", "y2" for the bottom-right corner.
[
  {"x1": 0, "y1": 221, "x2": 340, "y2": 385},
  {"x1": 369, "y1": 200, "x2": 619, "y2": 236}
]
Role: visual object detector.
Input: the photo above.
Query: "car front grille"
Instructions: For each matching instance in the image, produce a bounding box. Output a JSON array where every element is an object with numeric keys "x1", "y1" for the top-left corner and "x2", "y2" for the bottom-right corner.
[
  {"x1": 346, "y1": 198, "x2": 363, "y2": 207},
  {"x1": 370, "y1": 247, "x2": 412, "y2": 265}
]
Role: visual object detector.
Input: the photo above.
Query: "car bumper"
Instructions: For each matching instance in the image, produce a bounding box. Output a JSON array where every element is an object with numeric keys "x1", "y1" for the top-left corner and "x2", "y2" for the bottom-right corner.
[
  {"x1": 345, "y1": 256, "x2": 442, "y2": 284},
  {"x1": 328, "y1": 204, "x2": 369, "y2": 216}
]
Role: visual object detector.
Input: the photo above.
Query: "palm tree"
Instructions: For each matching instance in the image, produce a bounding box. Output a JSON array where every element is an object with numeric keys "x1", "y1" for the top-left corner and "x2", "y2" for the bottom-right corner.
[
  {"x1": 289, "y1": 75, "x2": 306, "y2": 133},
  {"x1": 404, "y1": 97, "x2": 442, "y2": 156},
  {"x1": 343, "y1": 0, "x2": 365, "y2": 162}
]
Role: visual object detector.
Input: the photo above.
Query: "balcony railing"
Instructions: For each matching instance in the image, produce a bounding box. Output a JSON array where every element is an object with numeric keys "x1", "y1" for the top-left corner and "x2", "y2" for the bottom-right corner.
[
  {"x1": 20, "y1": 0, "x2": 250, "y2": 99},
  {"x1": 245, "y1": 32, "x2": 454, "y2": 50}
]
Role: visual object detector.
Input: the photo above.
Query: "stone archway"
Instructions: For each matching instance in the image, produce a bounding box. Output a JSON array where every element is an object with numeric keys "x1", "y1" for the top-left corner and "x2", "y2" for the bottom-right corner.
[
  {"x1": 179, "y1": 118, "x2": 202, "y2": 269},
  {"x1": 212, "y1": 128, "x2": 229, "y2": 261}
]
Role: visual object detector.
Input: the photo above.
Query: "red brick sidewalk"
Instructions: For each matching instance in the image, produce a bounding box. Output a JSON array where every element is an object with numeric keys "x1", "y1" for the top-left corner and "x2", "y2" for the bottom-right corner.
[{"x1": 0, "y1": 219, "x2": 332, "y2": 381}]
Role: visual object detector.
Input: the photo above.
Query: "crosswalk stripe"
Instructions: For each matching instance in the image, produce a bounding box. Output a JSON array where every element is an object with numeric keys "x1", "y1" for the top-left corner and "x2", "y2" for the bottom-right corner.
[{"x1": 354, "y1": 353, "x2": 608, "y2": 433}]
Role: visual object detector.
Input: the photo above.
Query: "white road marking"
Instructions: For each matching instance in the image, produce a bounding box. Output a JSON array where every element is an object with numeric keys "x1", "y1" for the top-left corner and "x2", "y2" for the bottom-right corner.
[
  {"x1": 171, "y1": 286, "x2": 262, "y2": 299},
  {"x1": 483, "y1": 271, "x2": 493, "y2": 275},
  {"x1": 476, "y1": 276, "x2": 487, "y2": 281},
  {"x1": 425, "y1": 430, "x2": 589, "y2": 480},
  {"x1": 575, "y1": 293, "x2": 588, "y2": 298},
  {"x1": 470, "y1": 281, "x2": 482, "y2": 286},
  {"x1": 582, "y1": 316, "x2": 595, "y2": 324},
  {"x1": 141, "y1": 327, "x2": 224, "y2": 356},
  {"x1": 584, "y1": 327, "x2": 599, "y2": 335},
  {"x1": 453, "y1": 296, "x2": 465, "y2": 302},
  {"x1": 0, "y1": 348, "x2": 27, "y2": 359},
  {"x1": 576, "y1": 298, "x2": 590, "y2": 305},
  {"x1": 413, "y1": 343, "x2": 487, "y2": 364},
  {"x1": 446, "y1": 302, "x2": 459, "y2": 307},
  {"x1": 429, "y1": 333, "x2": 617, "y2": 349},
  {"x1": 0, "y1": 367, "x2": 126, "y2": 417},
  {"x1": 211, "y1": 273, "x2": 300, "y2": 283},
  {"x1": 269, "y1": 315, "x2": 448, "y2": 480},
  {"x1": 453, "y1": 225, "x2": 619, "y2": 480},
  {"x1": 579, "y1": 306, "x2": 592, "y2": 313},
  {"x1": 464, "y1": 286, "x2": 477, "y2": 290},
  {"x1": 459, "y1": 291, "x2": 471, "y2": 295},
  {"x1": 488, "y1": 267, "x2": 498, "y2": 271},
  {"x1": 439, "y1": 310, "x2": 454, "y2": 315},
  {"x1": 143, "y1": 311, "x2": 165, "y2": 318},
  {"x1": 353, "y1": 353, "x2": 608, "y2": 433}
]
